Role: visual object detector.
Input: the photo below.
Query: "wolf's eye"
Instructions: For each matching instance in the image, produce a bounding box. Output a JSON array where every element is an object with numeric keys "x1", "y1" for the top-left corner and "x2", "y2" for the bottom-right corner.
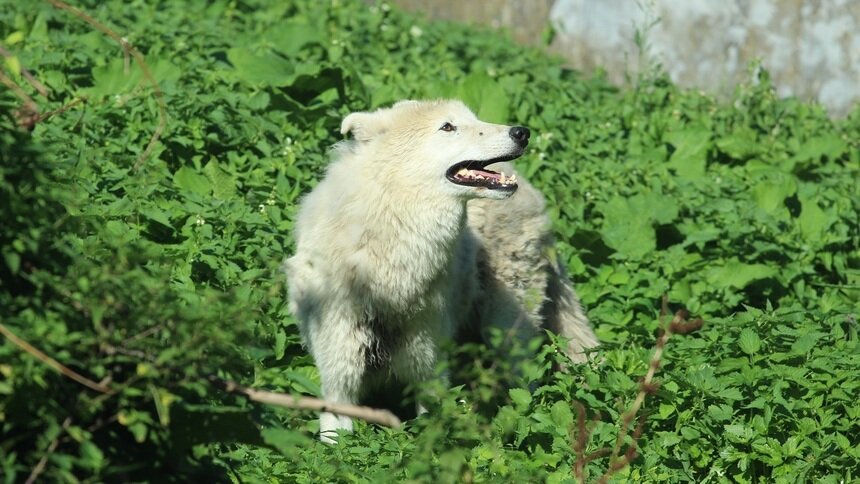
[{"x1": 439, "y1": 122, "x2": 456, "y2": 132}]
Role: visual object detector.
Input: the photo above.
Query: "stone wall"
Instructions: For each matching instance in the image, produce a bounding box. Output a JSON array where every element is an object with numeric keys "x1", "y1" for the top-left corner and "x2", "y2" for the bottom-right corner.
[{"x1": 386, "y1": 0, "x2": 860, "y2": 116}]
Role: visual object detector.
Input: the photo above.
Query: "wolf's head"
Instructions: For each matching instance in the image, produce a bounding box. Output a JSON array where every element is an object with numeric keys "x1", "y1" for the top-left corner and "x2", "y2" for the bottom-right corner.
[{"x1": 340, "y1": 100, "x2": 529, "y2": 200}]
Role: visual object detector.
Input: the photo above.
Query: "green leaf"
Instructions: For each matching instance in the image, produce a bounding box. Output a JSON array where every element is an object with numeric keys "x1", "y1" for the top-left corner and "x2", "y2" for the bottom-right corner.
[
  {"x1": 791, "y1": 332, "x2": 824, "y2": 354},
  {"x1": 797, "y1": 191, "x2": 836, "y2": 243},
  {"x1": 707, "y1": 404, "x2": 734, "y2": 421},
  {"x1": 716, "y1": 128, "x2": 760, "y2": 160},
  {"x1": 598, "y1": 192, "x2": 678, "y2": 259},
  {"x1": 706, "y1": 259, "x2": 778, "y2": 289},
  {"x1": 720, "y1": 387, "x2": 744, "y2": 401},
  {"x1": 4, "y1": 31, "x2": 24, "y2": 45},
  {"x1": 635, "y1": 191, "x2": 680, "y2": 224},
  {"x1": 680, "y1": 426, "x2": 701, "y2": 440},
  {"x1": 3, "y1": 250, "x2": 20, "y2": 274},
  {"x1": 82, "y1": 58, "x2": 180, "y2": 97},
  {"x1": 738, "y1": 328, "x2": 761, "y2": 355},
  {"x1": 273, "y1": 330, "x2": 287, "y2": 359},
  {"x1": 456, "y1": 73, "x2": 510, "y2": 124},
  {"x1": 227, "y1": 47, "x2": 295, "y2": 87},
  {"x1": 658, "y1": 403, "x2": 675, "y2": 419},
  {"x1": 204, "y1": 160, "x2": 237, "y2": 199},
  {"x1": 173, "y1": 167, "x2": 211, "y2": 196},
  {"x1": 282, "y1": 370, "x2": 321, "y2": 397},
  {"x1": 665, "y1": 128, "x2": 710, "y2": 179},
  {"x1": 140, "y1": 207, "x2": 173, "y2": 229},
  {"x1": 795, "y1": 134, "x2": 847, "y2": 163},
  {"x1": 751, "y1": 172, "x2": 796, "y2": 216},
  {"x1": 724, "y1": 424, "x2": 755, "y2": 443},
  {"x1": 79, "y1": 441, "x2": 105, "y2": 470},
  {"x1": 261, "y1": 428, "x2": 310, "y2": 455},
  {"x1": 509, "y1": 388, "x2": 532, "y2": 412},
  {"x1": 270, "y1": 20, "x2": 324, "y2": 56},
  {"x1": 549, "y1": 400, "x2": 573, "y2": 428},
  {"x1": 599, "y1": 197, "x2": 655, "y2": 259},
  {"x1": 3, "y1": 55, "x2": 20, "y2": 78}
]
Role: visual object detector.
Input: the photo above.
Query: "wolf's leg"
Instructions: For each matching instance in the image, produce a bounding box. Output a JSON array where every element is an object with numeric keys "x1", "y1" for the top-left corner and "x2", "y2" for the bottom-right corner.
[
  {"x1": 317, "y1": 370, "x2": 361, "y2": 443},
  {"x1": 390, "y1": 328, "x2": 444, "y2": 416},
  {"x1": 310, "y1": 316, "x2": 368, "y2": 444}
]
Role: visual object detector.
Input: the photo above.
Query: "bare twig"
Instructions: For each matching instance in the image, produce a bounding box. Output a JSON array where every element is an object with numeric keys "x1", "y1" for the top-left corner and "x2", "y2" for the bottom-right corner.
[
  {"x1": 123, "y1": 323, "x2": 163, "y2": 345},
  {"x1": 572, "y1": 295, "x2": 703, "y2": 483},
  {"x1": 0, "y1": 47, "x2": 84, "y2": 129},
  {"x1": 0, "y1": 45, "x2": 49, "y2": 97},
  {"x1": 210, "y1": 376, "x2": 403, "y2": 429},
  {"x1": 595, "y1": 297, "x2": 702, "y2": 483},
  {"x1": 0, "y1": 69, "x2": 39, "y2": 129},
  {"x1": 100, "y1": 342, "x2": 148, "y2": 359},
  {"x1": 572, "y1": 401, "x2": 588, "y2": 481},
  {"x1": 46, "y1": 0, "x2": 167, "y2": 170},
  {"x1": 24, "y1": 416, "x2": 72, "y2": 484},
  {"x1": 0, "y1": 67, "x2": 36, "y2": 107},
  {"x1": 572, "y1": 404, "x2": 611, "y2": 483},
  {"x1": 0, "y1": 322, "x2": 110, "y2": 393},
  {"x1": 36, "y1": 97, "x2": 86, "y2": 124}
]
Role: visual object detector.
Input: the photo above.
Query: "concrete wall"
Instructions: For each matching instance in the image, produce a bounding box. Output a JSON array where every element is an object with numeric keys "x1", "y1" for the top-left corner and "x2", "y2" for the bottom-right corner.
[{"x1": 386, "y1": 0, "x2": 860, "y2": 116}]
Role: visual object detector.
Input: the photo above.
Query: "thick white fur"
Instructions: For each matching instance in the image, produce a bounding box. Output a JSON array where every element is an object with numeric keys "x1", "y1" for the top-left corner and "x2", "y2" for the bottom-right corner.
[{"x1": 285, "y1": 100, "x2": 597, "y2": 442}]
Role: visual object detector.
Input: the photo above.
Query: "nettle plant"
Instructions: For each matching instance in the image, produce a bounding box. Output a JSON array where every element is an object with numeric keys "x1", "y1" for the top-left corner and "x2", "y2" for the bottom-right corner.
[{"x1": 1, "y1": 0, "x2": 858, "y2": 482}]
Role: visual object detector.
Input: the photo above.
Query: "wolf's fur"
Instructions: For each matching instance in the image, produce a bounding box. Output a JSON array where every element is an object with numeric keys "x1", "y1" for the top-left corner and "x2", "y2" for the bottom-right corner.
[{"x1": 285, "y1": 100, "x2": 597, "y2": 442}]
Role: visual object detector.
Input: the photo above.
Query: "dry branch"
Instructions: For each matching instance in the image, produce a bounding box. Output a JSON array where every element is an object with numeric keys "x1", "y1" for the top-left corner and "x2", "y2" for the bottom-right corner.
[
  {"x1": 574, "y1": 295, "x2": 703, "y2": 483},
  {"x1": 210, "y1": 376, "x2": 403, "y2": 429},
  {"x1": 0, "y1": 69, "x2": 39, "y2": 129},
  {"x1": 24, "y1": 417, "x2": 71, "y2": 484},
  {"x1": 0, "y1": 322, "x2": 110, "y2": 393},
  {"x1": 0, "y1": 45, "x2": 49, "y2": 97}
]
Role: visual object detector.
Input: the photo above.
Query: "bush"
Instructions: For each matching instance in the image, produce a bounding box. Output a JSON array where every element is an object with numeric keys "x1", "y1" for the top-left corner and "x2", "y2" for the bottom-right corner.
[{"x1": 1, "y1": 0, "x2": 857, "y2": 481}]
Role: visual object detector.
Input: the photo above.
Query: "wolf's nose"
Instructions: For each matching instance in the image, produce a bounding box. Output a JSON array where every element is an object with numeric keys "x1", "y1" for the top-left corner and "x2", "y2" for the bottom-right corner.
[{"x1": 509, "y1": 126, "x2": 530, "y2": 146}]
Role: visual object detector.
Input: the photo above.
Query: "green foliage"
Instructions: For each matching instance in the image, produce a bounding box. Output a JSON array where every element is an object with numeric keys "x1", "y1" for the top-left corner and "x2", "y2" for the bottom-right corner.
[{"x1": 1, "y1": 0, "x2": 858, "y2": 482}]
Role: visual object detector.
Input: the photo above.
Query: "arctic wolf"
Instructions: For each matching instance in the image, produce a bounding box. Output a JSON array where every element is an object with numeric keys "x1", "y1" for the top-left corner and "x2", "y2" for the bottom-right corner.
[{"x1": 285, "y1": 100, "x2": 597, "y2": 442}]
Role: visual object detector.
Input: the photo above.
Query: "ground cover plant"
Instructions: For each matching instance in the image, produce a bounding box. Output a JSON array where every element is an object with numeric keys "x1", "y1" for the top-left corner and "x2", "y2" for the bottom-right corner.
[{"x1": 1, "y1": 0, "x2": 858, "y2": 482}]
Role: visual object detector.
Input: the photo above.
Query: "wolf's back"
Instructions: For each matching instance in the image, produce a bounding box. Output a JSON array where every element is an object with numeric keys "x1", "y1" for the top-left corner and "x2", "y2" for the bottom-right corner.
[{"x1": 465, "y1": 163, "x2": 598, "y2": 361}]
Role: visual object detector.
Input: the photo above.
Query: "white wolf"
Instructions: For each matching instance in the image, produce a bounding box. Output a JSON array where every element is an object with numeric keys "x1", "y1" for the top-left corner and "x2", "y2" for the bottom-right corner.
[{"x1": 285, "y1": 100, "x2": 597, "y2": 442}]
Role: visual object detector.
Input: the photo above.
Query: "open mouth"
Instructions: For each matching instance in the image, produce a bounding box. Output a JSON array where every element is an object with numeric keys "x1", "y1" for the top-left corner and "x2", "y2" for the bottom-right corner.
[{"x1": 445, "y1": 153, "x2": 521, "y2": 192}]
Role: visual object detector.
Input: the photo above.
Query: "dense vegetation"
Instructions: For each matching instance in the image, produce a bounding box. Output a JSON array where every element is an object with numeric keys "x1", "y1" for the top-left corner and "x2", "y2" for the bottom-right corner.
[{"x1": 1, "y1": 0, "x2": 858, "y2": 482}]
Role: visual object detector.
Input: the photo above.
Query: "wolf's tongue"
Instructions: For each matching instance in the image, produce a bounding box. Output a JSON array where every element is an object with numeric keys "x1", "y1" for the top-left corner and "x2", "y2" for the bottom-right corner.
[{"x1": 476, "y1": 170, "x2": 500, "y2": 180}]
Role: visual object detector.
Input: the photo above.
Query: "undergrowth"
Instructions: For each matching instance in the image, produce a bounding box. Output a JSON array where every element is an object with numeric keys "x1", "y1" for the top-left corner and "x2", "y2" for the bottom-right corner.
[{"x1": 1, "y1": 0, "x2": 858, "y2": 482}]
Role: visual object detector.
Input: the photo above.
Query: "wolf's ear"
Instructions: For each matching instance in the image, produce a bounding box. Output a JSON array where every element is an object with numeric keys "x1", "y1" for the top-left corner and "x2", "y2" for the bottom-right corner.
[
  {"x1": 341, "y1": 111, "x2": 385, "y2": 142},
  {"x1": 341, "y1": 101, "x2": 419, "y2": 141}
]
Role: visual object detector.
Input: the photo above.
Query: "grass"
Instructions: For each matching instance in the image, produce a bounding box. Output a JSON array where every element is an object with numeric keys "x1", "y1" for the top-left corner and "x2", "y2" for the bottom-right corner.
[{"x1": 1, "y1": 0, "x2": 858, "y2": 482}]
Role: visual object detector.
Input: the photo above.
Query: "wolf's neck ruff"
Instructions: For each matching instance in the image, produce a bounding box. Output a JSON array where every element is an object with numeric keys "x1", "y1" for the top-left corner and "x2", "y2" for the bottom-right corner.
[{"x1": 352, "y1": 188, "x2": 467, "y2": 315}]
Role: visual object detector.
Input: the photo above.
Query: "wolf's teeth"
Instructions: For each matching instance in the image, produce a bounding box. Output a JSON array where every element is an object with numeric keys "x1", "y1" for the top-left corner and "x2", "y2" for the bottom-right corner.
[
  {"x1": 509, "y1": 174, "x2": 517, "y2": 183},
  {"x1": 457, "y1": 168, "x2": 469, "y2": 177},
  {"x1": 499, "y1": 173, "x2": 507, "y2": 184}
]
